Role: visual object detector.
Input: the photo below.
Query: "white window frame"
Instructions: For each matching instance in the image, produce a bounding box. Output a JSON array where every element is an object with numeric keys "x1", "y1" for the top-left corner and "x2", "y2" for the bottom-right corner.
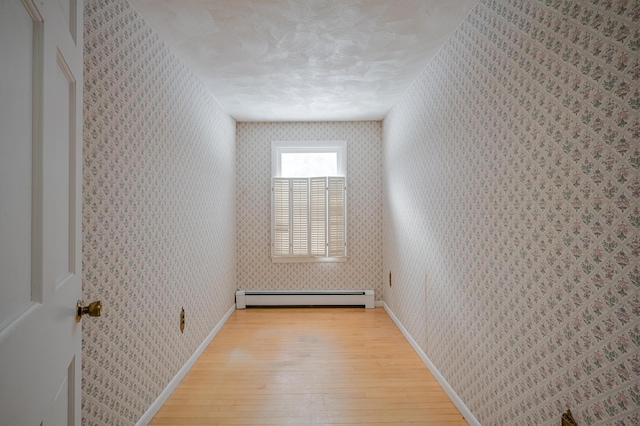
[
  {"x1": 271, "y1": 141, "x2": 348, "y2": 263},
  {"x1": 272, "y1": 140, "x2": 347, "y2": 178}
]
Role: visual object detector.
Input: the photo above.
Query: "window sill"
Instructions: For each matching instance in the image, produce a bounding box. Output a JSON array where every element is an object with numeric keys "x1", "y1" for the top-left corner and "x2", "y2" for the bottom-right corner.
[{"x1": 271, "y1": 256, "x2": 349, "y2": 263}]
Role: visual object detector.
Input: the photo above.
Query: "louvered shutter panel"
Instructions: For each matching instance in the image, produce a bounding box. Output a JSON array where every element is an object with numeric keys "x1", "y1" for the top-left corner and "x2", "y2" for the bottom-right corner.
[
  {"x1": 272, "y1": 178, "x2": 290, "y2": 256},
  {"x1": 310, "y1": 177, "x2": 327, "y2": 256},
  {"x1": 291, "y1": 178, "x2": 309, "y2": 255},
  {"x1": 273, "y1": 176, "x2": 346, "y2": 260},
  {"x1": 327, "y1": 177, "x2": 346, "y2": 257}
]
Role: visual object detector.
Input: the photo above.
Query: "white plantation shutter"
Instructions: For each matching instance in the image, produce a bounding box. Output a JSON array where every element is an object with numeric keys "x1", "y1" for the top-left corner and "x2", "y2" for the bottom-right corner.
[
  {"x1": 310, "y1": 178, "x2": 327, "y2": 256},
  {"x1": 328, "y1": 177, "x2": 346, "y2": 257},
  {"x1": 272, "y1": 177, "x2": 346, "y2": 260},
  {"x1": 291, "y1": 179, "x2": 309, "y2": 255},
  {"x1": 273, "y1": 178, "x2": 291, "y2": 256}
]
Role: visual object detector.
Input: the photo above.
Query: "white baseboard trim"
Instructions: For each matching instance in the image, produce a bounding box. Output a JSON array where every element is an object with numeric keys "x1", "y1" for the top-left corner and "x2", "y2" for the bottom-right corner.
[
  {"x1": 382, "y1": 302, "x2": 481, "y2": 426},
  {"x1": 136, "y1": 304, "x2": 236, "y2": 426}
]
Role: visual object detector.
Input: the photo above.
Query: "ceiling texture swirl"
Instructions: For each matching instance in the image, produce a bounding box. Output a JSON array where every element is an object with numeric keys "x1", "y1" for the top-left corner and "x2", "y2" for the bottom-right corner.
[{"x1": 130, "y1": 0, "x2": 478, "y2": 121}]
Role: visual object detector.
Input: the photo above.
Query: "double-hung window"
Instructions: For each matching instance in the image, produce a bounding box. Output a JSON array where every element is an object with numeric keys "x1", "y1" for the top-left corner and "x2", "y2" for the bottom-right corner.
[{"x1": 271, "y1": 141, "x2": 347, "y2": 263}]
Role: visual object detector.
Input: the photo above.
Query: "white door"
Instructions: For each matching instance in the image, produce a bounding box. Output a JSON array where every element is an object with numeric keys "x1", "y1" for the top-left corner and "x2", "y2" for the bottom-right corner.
[{"x1": 0, "y1": 0, "x2": 84, "y2": 424}]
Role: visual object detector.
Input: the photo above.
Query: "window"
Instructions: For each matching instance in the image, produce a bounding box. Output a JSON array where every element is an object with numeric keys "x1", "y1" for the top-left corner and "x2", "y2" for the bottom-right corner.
[{"x1": 271, "y1": 141, "x2": 347, "y2": 263}]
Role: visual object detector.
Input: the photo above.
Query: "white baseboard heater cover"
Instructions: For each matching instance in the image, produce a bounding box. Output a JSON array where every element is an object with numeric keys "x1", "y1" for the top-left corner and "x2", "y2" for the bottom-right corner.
[{"x1": 236, "y1": 290, "x2": 374, "y2": 309}]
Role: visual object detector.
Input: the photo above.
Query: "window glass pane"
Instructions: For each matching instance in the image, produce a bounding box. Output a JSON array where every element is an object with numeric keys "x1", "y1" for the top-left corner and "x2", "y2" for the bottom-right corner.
[{"x1": 281, "y1": 153, "x2": 337, "y2": 177}]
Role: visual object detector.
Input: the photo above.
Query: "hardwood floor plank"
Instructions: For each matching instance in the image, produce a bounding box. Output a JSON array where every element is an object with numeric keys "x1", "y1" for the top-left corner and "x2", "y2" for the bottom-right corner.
[{"x1": 150, "y1": 308, "x2": 467, "y2": 425}]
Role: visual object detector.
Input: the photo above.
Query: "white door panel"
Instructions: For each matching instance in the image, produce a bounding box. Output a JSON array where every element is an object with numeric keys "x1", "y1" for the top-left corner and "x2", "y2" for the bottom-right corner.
[
  {"x1": 0, "y1": 0, "x2": 84, "y2": 424},
  {"x1": 49, "y1": 51, "x2": 75, "y2": 286},
  {"x1": 0, "y1": 0, "x2": 36, "y2": 339}
]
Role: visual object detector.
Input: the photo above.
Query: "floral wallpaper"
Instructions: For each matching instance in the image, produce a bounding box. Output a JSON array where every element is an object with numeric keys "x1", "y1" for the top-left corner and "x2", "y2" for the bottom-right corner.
[
  {"x1": 82, "y1": 0, "x2": 237, "y2": 423},
  {"x1": 236, "y1": 122, "x2": 383, "y2": 299},
  {"x1": 383, "y1": 0, "x2": 638, "y2": 425}
]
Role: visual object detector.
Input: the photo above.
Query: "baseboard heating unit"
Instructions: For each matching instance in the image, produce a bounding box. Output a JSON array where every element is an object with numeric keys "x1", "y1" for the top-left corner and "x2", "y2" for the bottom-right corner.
[{"x1": 236, "y1": 290, "x2": 374, "y2": 309}]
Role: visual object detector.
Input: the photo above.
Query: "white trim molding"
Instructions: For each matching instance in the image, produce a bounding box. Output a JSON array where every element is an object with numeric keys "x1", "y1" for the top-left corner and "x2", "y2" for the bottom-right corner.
[
  {"x1": 136, "y1": 304, "x2": 236, "y2": 426},
  {"x1": 382, "y1": 302, "x2": 481, "y2": 426}
]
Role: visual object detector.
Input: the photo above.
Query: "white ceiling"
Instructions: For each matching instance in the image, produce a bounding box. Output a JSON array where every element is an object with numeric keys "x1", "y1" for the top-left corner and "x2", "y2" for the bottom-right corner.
[{"x1": 129, "y1": 0, "x2": 478, "y2": 122}]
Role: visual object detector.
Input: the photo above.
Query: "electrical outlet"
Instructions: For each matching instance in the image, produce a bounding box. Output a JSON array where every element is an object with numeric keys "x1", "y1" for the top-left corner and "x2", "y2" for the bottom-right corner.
[
  {"x1": 180, "y1": 308, "x2": 185, "y2": 333},
  {"x1": 561, "y1": 409, "x2": 577, "y2": 426}
]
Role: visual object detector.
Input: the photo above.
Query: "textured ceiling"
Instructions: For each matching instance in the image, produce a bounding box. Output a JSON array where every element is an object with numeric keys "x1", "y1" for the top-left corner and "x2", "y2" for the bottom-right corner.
[{"x1": 129, "y1": 0, "x2": 478, "y2": 121}]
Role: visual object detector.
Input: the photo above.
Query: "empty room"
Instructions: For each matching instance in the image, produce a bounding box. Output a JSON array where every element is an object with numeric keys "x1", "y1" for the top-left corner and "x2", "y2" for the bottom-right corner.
[{"x1": 0, "y1": 0, "x2": 636, "y2": 425}]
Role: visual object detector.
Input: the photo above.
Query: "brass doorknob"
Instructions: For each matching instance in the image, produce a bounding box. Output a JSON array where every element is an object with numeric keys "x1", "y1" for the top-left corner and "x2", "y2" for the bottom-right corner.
[{"x1": 76, "y1": 300, "x2": 102, "y2": 322}]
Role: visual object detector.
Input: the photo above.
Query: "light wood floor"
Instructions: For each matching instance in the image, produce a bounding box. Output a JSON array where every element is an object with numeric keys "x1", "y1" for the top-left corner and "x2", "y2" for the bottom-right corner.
[{"x1": 150, "y1": 307, "x2": 467, "y2": 425}]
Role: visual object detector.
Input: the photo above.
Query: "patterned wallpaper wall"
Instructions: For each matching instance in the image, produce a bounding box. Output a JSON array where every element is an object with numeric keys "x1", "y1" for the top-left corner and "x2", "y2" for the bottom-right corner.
[
  {"x1": 236, "y1": 122, "x2": 383, "y2": 298},
  {"x1": 82, "y1": 0, "x2": 237, "y2": 423},
  {"x1": 383, "y1": 0, "x2": 638, "y2": 425}
]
